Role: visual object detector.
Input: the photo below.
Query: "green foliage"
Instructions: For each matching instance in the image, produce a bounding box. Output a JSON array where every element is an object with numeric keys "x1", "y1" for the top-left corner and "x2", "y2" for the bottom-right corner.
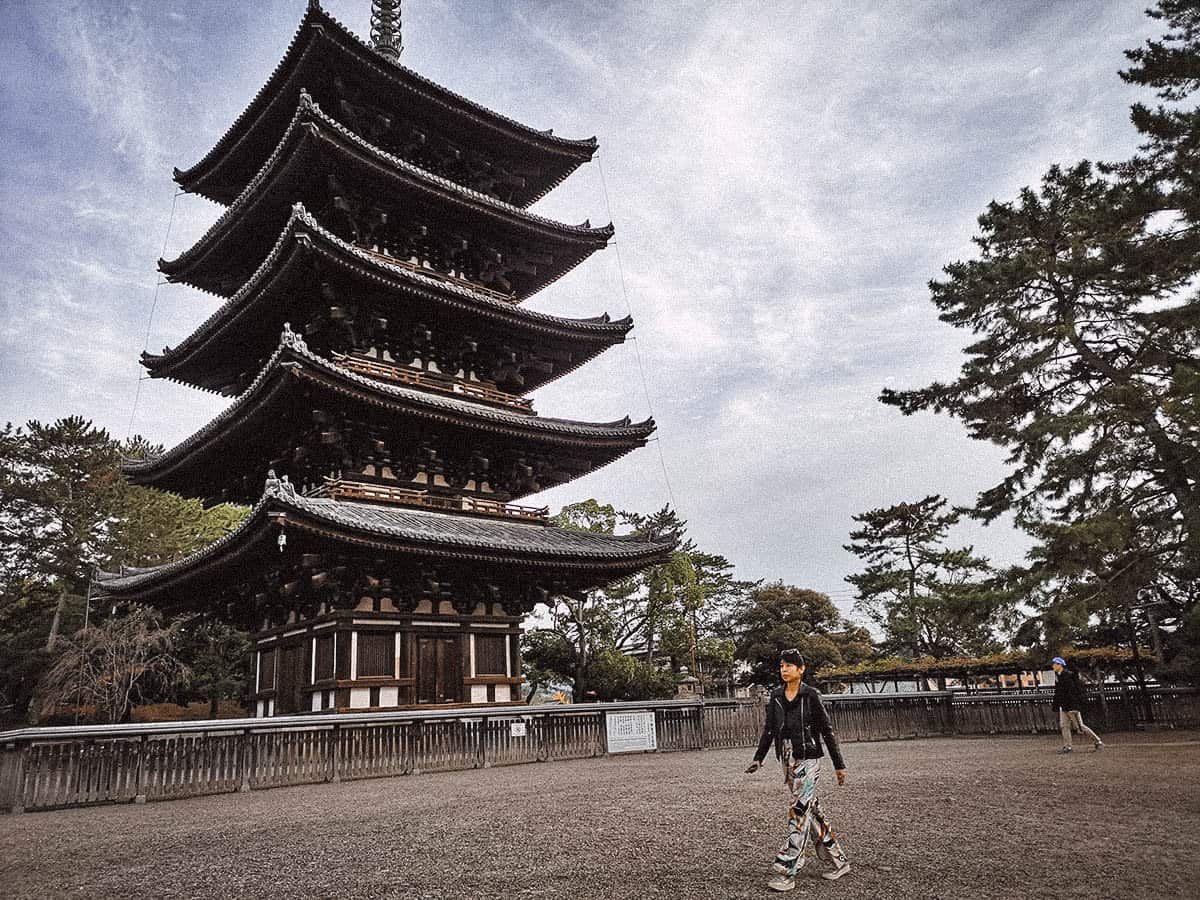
[
  {"x1": 0, "y1": 417, "x2": 124, "y2": 592},
  {"x1": 731, "y1": 582, "x2": 875, "y2": 686},
  {"x1": 584, "y1": 649, "x2": 676, "y2": 702},
  {"x1": 550, "y1": 498, "x2": 618, "y2": 534},
  {"x1": 844, "y1": 495, "x2": 1012, "y2": 658},
  {"x1": 878, "y1": 7, "x2": 1200, "y2": 680},
  {"x1": 526, "y1": 500, "x2": 751, "y2": 700},
  {"x1": 0, "y1": 582, "x2": 55, "y2": 723},
  {"x1": 818, "y1": 646, "x2": 1155, "y2": 682},
  {"x1": 0, "y1": 417, "x2": 248, "y2": 721},
  {"x1": 176, "y1": 619, "x2": 254, "y2": 717},
  {"x1": 109, "y1": 489, "x2": 247, "y2": 570}
]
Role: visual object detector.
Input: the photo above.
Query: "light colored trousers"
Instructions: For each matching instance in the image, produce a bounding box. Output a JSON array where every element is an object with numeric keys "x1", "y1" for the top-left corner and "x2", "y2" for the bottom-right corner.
[
  {"x1": 1059, "y1": 709, "x2": 1101, "y2": 747},
  {"x1": 774, "y1": 757, "x2": 849, "y2": 877}
]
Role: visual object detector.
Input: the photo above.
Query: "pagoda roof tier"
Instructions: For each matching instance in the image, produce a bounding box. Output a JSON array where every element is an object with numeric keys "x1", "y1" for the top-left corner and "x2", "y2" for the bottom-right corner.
[
  {"x1": 143, "y1": 205, "x2": 631, "y2": 396},
  {"x1": 96, "y1": 480, "x2": 674, "y2": 606},
  {"x1": 175, "y1": 1, "x2": 596, "y2": 208},
  {"x1": 124, "y1": 329, "x2": 654, "y2": 503},
  {"x1": 161, "y1": 95, "x2": 611, "y2": 300}
]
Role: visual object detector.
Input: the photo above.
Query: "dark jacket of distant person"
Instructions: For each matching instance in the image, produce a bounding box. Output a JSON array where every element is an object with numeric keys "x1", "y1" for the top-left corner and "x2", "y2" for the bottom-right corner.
[
  {"x1": 753, "y1": 683, "x2": 845, "y2": 770},
  {"x1": 1052, "y1": 667, "x2": 1087, "y2": 711}
]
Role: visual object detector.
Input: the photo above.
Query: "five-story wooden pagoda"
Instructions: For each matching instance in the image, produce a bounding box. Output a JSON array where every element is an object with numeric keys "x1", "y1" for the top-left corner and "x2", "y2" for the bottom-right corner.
[{"x1": 98, "y1": 0, "x2": 672, "y2": 716}]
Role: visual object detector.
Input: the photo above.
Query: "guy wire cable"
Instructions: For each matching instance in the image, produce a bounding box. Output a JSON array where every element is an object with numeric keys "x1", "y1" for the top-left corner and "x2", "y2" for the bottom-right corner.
[
  {"x1": 595, "y1": 153, "x2": 678, "y2": 514},
  {"x1": 126, "y1": 188, "x2": 182, "y2": 440}
]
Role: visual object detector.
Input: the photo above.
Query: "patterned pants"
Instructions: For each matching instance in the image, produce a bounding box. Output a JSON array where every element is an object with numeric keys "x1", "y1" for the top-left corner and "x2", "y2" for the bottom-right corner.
[
  {"x1": 1059, "y1": 709, "x2": 1101, "y2": 747},
  {"x1": 774, "y1": 757, "x2": 849, "y2": 877}
]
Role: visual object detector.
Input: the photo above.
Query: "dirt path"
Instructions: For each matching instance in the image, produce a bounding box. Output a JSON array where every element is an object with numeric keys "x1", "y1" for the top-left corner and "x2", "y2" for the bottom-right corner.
[{"x1": 1, "y1": 731, "x2": 1197, "y2": 899}]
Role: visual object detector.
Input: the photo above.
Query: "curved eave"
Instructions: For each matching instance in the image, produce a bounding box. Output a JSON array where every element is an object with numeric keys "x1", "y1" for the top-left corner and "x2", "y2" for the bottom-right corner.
[
  {"x1": 162, "y1": 98, "x2": 611, "y2": 300},
  {"x1": 143, "y1": 206, "x2": 631, "y2": 394},
  {"x1": 96, "y1": 493, "x2": 674, "y2": 601},
  {"x1": 125, "y1": 338, "x2": 654, "y2": 497},
  {"x1": 175, "y1": 2, "x2": 596, "y2": 207}
]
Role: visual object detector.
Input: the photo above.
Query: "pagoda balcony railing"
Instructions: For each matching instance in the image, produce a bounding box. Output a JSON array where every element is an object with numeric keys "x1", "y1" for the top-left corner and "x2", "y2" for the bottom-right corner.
[
  {"x1": 309, "y1": 477, "x2": 549, "y2": 523},
  {"x1": 333, "y1": 352, "x2": 535, "y2": 415},
  {"x1": 355, "y1": 245, "x2": 519, "y2": 305}
]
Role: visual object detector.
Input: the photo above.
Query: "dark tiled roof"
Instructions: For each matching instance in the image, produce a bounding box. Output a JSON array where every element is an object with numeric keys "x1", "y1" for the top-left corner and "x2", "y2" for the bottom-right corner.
[
  {"x1": 97, "y1": 485, "x2": 674, "y2": 594},
  {"x1": 175, "y1": 1, "x2": 596, "y2": 206},
  {"x1": 143, "y1": 205, "x2": 631, "y2": 393},
  {"x1": 124, "y1": 328, "x2": 654, "y2": 487},
  {"x1": 162, "y1": 96, "x2": 612, "y2": 300}
]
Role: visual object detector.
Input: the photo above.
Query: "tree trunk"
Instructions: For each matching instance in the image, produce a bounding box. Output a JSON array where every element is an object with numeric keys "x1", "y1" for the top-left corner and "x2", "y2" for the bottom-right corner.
[{"x1": 45, "y1": 587, "x2": 69, "y2": 652}]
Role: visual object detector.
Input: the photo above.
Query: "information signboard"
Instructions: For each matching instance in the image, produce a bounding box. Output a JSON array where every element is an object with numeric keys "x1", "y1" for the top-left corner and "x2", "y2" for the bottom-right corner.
[{"x1": 605, "y1": 710, "x2": 657, "y2": 753}]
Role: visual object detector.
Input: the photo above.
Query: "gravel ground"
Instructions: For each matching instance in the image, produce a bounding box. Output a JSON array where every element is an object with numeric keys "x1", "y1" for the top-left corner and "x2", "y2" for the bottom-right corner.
[{"x1": 2, "y1": 731, "x2": 1198, "y2": 900}]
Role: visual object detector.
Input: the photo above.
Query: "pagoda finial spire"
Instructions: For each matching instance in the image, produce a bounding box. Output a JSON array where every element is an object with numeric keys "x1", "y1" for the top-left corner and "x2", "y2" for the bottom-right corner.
[{"x1": 370, "y1": 0, "x2": 402, "y2": 62}]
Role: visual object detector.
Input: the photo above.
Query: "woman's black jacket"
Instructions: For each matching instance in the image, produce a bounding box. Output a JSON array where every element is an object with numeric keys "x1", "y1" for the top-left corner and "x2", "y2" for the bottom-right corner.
[{"x1": 752, "y1": 684, "x2": 845, "y2": 770}]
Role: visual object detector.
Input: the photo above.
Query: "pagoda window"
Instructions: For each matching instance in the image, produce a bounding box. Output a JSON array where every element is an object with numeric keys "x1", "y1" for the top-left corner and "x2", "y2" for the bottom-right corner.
[
  {"x1": 258, "y1": 648, "x2": 276, "y2": 692},
  {"x1": 396, "y1": 632, "x2": 411, "y2": 678},
  {"x1": 508, "y1": 635, "x2": 520, "y2": 679},
  {"x1": 313, "y1": 635, "x2": 334, "y2": 681},
  {"x1": 357, "y1": 631, "x2": 395, "y2": 678},
  {"x1": 335, "y1": 634, "x2": 351, "y2": 681},
  {"x1": 473, "y1": 634, "x2": 507, "y2": 677}
]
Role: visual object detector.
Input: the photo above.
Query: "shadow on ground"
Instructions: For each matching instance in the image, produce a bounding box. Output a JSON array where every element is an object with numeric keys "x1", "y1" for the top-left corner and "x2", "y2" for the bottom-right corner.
[{"x1": 1, "y1": 731, "x2": 1197, "y2": 899}]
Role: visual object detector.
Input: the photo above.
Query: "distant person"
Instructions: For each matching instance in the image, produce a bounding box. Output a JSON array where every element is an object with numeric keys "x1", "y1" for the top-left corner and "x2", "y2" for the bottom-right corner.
[
  {"x1": 1051, "y1": 656, "x2": 1103, "y2": 753},
  {"x1": 745, "y1": 649, "x2": 851, "y2": 892}
]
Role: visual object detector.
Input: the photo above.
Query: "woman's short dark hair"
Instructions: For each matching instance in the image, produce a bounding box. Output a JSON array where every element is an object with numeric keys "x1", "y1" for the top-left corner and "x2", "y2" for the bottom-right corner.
[{"x1": 779, "y1": 648, "x2": 805, "y2": 667}]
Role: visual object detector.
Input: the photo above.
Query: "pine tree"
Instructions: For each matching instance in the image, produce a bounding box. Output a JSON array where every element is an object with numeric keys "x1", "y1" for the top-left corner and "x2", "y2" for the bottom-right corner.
[{"x1": 844, "y1": 496, "x2": 1008, "y2": 658}]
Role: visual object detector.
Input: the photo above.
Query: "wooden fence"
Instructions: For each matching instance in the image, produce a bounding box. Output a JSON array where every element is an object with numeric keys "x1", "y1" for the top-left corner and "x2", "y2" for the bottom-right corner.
[{"x1": 2, "y1": 687, "x2": 1196, "y2": 814}]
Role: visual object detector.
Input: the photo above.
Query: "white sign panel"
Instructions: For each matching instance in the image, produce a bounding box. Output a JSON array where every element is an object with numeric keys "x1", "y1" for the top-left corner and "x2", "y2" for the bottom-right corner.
[
  {"x1": 606, "y1": 711, "x2": 657, "y2": 753},
  {"x1": 509, "y1": 721, "x2": 527, "y2": 738}
]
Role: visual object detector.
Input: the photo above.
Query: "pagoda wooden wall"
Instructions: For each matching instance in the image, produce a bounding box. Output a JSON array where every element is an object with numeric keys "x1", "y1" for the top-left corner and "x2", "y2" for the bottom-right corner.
[{"x1": 253, "y1": 607, "x2": 523, "y2": 717}]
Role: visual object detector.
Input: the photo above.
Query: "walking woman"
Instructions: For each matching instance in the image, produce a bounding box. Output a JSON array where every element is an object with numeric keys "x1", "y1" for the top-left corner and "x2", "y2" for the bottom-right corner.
[{"x1": 745, "y1": 649, "x2": 851, "y2": 892}]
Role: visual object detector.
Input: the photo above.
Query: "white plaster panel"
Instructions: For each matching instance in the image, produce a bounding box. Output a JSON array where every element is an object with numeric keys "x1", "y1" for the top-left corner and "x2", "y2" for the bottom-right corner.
[
  {"x1": 310, "y1": 692, "x2": 322, "y2": 712},
  {"x1": 470, "y1": 685, "x2": 488, "y2": 703},
  {"x1": 379, "y1": 687, "x2": 399, "y2": 707},
  {"x1": 494, "y1": 684, "x2": 511, "y2": 703},
  {"x1": 350, "y1": 687, "x2": 371, "y2": 708}
]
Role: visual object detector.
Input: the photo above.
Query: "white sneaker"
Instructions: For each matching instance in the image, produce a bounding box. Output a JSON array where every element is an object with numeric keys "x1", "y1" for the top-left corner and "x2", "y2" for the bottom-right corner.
[
  {"x1": 822, "y1": 862, "x2": 852, "y2": 881},
  {"x1": 1094, "y1": 740, "x2": 1104, "y2": 751},
  {"x1": 767, "y1": 875, "x2": 796, "y2": 892}
]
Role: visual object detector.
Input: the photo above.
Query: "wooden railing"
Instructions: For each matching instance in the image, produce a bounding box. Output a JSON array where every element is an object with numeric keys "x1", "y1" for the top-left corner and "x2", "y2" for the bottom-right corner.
[
  {"x1": 333, "y1": 352, "x2": 535, "y2": 414},
  {"x1": 2, "y1": 688, "x2": 1195, "y2": 814},
  {"x1": 355, "y1": 245, "x2": 518, "y2": 304},
  {"x1": 308, "y1": 477, "x2": 549, "y2": 522}
]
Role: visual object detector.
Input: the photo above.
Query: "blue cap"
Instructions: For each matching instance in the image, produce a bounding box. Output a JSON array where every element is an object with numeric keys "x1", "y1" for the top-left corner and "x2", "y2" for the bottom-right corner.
[{"x1": 1051, "y1": 657, "x2": 1066, "y2": 667}]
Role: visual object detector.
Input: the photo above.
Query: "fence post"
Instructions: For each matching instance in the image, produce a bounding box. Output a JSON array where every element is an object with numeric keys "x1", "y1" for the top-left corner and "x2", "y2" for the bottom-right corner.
[
  {"x1": 536, "y1": 712, "x2": 551, "y2": 762},
  {"x1": 330, "y1": 723, "x2": 342, "y2": 783},
  {"x1": 133, "y1": 735, "x2": 148, "y2": 805},
  {"x1": 942, "y1": 694, "x2": 956, "y2": 736},
  {"x1": 696, "y1": 701, "x2": 706, "y2": 750},
  {"x1": 238, "y1": 730, "x2": 252, "y2": 793},
  {"x1": 0, "y1": 739, "x2": 26, "y2": 814}
]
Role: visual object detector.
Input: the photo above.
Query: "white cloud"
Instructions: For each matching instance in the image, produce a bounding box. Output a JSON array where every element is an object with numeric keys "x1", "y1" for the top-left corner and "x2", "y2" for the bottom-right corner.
[{"x1": 0, "y1": 0, "x2": 1160, "y2": 604}]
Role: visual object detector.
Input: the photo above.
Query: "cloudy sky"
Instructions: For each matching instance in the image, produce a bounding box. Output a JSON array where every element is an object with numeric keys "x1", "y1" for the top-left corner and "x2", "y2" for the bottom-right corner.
[{"x1": 0, "y1": 1, "x2": 1161, "y2": 617}]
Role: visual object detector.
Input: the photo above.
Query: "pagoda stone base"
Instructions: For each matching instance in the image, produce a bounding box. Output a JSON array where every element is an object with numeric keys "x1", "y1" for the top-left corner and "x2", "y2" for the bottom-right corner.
[{"x1": 252, "y1": 605, "x2": 524, "y2": 717}]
